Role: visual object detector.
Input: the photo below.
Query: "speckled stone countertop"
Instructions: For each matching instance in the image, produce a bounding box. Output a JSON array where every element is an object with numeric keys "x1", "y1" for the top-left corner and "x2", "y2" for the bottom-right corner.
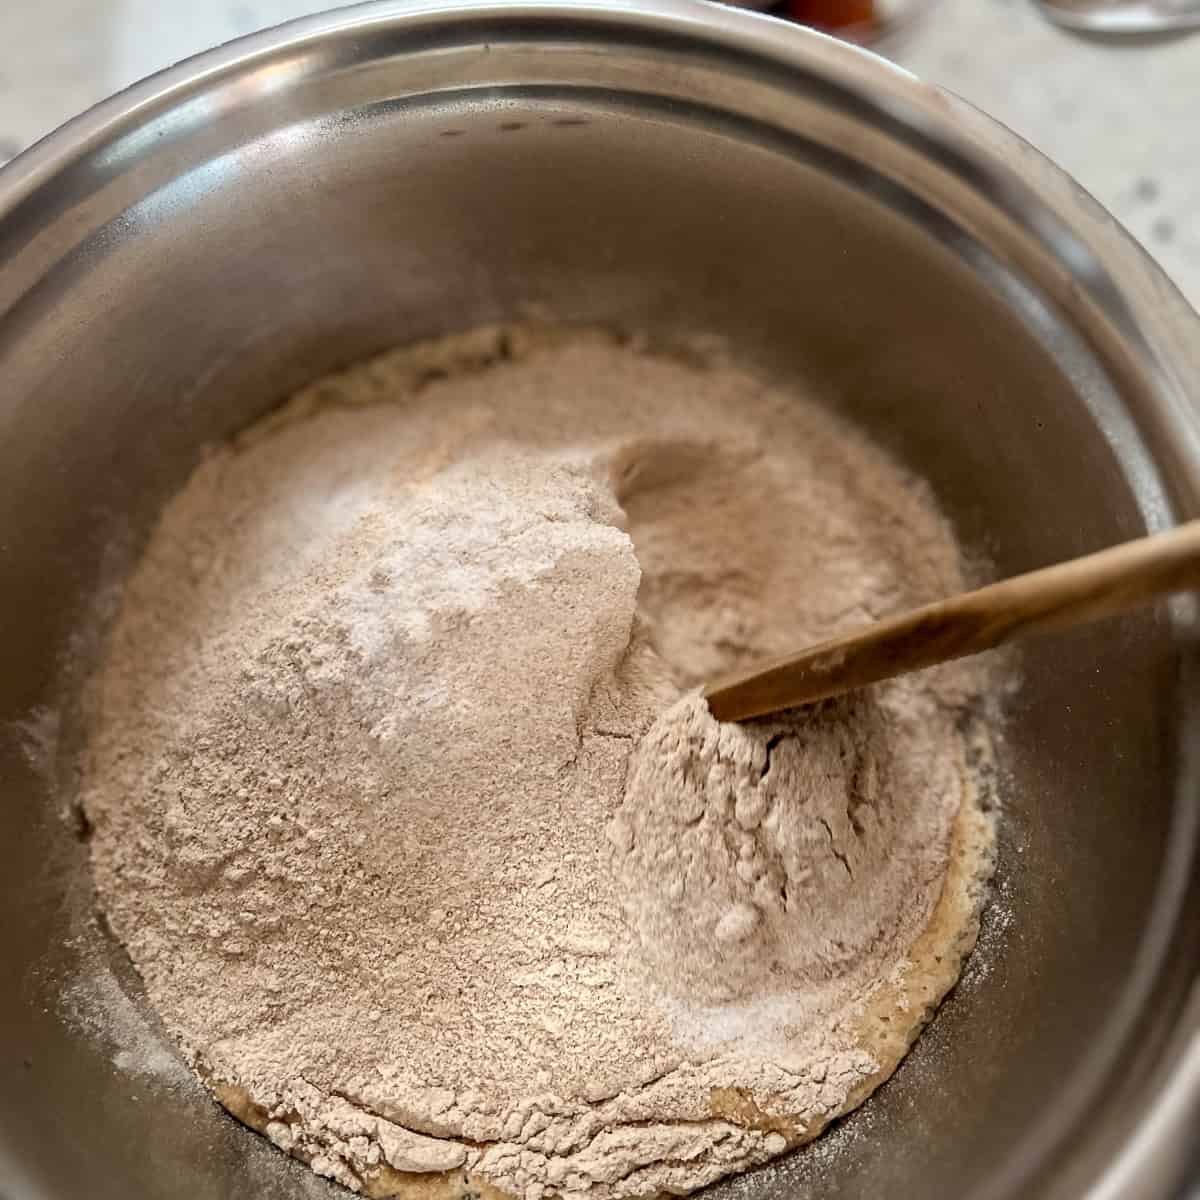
[{"x1": 1, "y1": 0, "x2": 1198, "y2": 310}]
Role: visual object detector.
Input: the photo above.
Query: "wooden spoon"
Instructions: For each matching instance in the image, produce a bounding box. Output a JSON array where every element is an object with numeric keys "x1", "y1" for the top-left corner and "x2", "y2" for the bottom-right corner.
[{"x1": 703, "y1": 520, "x2": 1200, "y2": 723}]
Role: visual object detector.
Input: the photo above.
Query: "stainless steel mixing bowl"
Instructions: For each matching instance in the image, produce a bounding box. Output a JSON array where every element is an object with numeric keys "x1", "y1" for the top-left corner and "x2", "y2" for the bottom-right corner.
[{"x1": 1, "y1": 2, "x2": 1198, "y2": 1198}]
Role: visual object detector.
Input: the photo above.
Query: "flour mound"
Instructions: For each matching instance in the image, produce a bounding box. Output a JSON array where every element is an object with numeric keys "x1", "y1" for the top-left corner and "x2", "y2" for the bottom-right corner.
[
  {"x1": 614, "y1": 684, "x2": 969, "y2": 1003},
  {"x1": 80, "y1": 327, "x2": 996, "y2": 1200}
]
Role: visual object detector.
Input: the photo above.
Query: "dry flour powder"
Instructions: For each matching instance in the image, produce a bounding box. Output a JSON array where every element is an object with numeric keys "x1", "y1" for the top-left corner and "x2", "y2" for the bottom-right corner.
[{"x1": 80, "y1": 326, "x2": 996, "y2": 1200}]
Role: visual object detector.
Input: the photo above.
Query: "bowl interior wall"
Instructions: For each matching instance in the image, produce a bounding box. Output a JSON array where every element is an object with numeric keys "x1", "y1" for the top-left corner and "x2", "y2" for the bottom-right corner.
[{"x1": 0, "y1": 77, "x2": 1187, "y2": 1200}]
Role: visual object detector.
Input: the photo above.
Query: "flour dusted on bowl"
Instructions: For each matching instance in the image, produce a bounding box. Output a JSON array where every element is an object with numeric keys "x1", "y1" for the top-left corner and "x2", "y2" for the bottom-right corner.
[{"x1": 80, "y1": 326, "x2": 996, "y2": 1200}]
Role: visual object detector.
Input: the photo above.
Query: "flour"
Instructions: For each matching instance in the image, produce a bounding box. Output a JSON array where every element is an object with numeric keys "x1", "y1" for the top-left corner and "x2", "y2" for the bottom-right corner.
[
  {"x1": 612, "y1": 683, "x2": 967, "y2": 1004},
  {"x1": 79, "y1": 326, "x2": 996, "y2": 1200}
]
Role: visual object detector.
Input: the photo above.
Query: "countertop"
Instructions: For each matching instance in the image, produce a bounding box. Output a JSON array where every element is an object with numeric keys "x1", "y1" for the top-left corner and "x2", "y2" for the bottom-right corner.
[{"x1": 2, "y1": 0, "x2": 1199, "y2": 310}]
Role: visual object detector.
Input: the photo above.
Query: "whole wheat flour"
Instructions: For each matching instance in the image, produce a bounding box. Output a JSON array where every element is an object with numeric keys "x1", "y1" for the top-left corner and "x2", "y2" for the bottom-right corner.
[{"x1": 80, "y1": 326, "x2": 996, "y2": 1200}]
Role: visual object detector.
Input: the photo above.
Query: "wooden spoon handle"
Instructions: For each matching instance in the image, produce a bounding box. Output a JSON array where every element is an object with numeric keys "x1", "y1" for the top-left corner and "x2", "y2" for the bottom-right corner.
[{"x1": 704, "y1": 520, "x2": 1200, "y2": 723}]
